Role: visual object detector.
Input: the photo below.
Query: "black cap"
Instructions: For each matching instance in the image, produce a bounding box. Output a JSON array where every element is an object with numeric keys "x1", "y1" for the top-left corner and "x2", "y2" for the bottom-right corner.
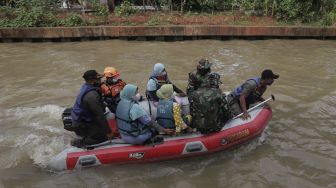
[
  {"x1": 82, "y1": 70, "x2": 102, "y2": 81},
  {"x1": 261, "y1": 69, "x2": 279, "y2": 79}
]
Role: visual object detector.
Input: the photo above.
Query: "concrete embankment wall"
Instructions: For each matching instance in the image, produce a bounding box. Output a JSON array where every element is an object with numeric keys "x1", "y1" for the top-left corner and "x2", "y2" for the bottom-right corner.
[{"x1": 1, "y1": 26, "x2": 336, "y2": 42}]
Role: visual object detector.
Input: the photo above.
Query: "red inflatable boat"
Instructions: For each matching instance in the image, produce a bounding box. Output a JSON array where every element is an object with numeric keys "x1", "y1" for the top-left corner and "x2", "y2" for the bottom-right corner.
[{"x1": 48, "y1": 106, "x2": 272, "y2": 171}]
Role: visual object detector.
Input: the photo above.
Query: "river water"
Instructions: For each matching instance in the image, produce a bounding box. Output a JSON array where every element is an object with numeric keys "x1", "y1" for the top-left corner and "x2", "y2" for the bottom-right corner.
[{"x1": 0, "y1": 40, "x2": 335, "y2": 188}]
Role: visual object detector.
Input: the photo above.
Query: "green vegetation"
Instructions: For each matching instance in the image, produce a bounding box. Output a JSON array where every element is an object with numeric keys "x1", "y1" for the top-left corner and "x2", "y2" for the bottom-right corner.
[
  {"x1": 0, "y1": 0, "x2": 99, "y2": 27},
  {"x1": 0, "y1": 0, "x2": 336, "y2": 27},
  {"x1": 55, "y1": 13, "x2": 85, "y2": 27},
  {"x1": 114, "y1": 1, "x2": 137, "y2": 16},
  {"x1": 92, "y1": 0, "x2": 109, "y2": 22},
  {"x1": 0, "y1": 0, "x2": 58, "y2": 27},
  {"x1": 322, "y1": 10, "x2": 336, "y2": 26},
  {"x1": 146, "y1": 14, "x2": 160, "y2": 26}
]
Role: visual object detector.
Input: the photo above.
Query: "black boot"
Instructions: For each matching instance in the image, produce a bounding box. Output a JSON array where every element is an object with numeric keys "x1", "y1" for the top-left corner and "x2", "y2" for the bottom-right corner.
[{"x1": 145, "y1": 135, "x2": 164, "y2": 145}]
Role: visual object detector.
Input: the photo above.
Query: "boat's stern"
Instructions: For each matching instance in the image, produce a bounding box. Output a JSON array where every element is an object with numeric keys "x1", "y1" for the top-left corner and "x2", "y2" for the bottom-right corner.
[{"x1": 47, "y1": 146, "x2": 83, "y2": 171}]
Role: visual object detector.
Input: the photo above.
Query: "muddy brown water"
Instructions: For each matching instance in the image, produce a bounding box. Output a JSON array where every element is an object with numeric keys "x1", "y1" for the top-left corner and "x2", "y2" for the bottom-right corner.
[{"x1": 0, "y1": 40, "x2": 335, "y2": 188}]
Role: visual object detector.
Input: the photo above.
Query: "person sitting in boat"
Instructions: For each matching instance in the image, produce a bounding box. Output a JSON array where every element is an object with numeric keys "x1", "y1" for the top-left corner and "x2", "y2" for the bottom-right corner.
[
  {"x1": 191, "y1": 73, "x2": 232, "y2": 134},
  {"x1": 227, "y1": 69, "x2": 279, "y2": 120},
  {"x1": 70, "y1": 70, "x2": 114, "y2": 148},
  {"x1": 116, "y1": 84, "x2": 174, "y2": 145},
  {"x1": 100, "y1": 67, "x2": 126, "y2": 113},
  {"x1": 146, "y1": 63, "x2": 185, "y2": 102},
  {"x1": 156, "y1": 84, "x2": 193, "y2": 134},
  {"x1": 186, "y1": 58, "x2": 212, "y2": 99}
]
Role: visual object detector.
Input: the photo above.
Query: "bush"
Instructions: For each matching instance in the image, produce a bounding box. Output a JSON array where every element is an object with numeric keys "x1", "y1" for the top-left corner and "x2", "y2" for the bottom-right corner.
[
  {"x1": 0, "y1": 6, "x2": 15, "y2": 18},
  {"x1": 0, "y1": 18, "x2": 11, "y2": 27},
  {"x1": 114, "y1": 1, "x2": 136, "y2": 17},
  {"x1": 15, "y1": 0, "x2": 62, "y2": 11},
  {"x1": 59, "y1": 13, "x2": 85, "y2": 27},
  {"x1": 0, "y1": 0, "x2": 61, "y2": 27},
  {"x1": 146, "y1": 14, "x2": 160, "y2": 26},
  {"x1": 0, "y1": 0, "x2": 77, "y2": 27},
  {"x1": 12, "y1": 7, "x2": 55, "y2": 27},
  {"x1": 92, "y1": 0, "x2": 109, "y2": 18},
  {"x1": 275, "y1": 0, "x2": 315, "y2": 22},
  {"x1": 322, "y1": 11, "x2": 336, "y2": 26}
]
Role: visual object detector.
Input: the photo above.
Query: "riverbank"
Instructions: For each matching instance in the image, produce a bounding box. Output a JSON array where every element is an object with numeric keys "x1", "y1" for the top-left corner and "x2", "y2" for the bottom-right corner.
[{"x1": 1, "y1": 25, "x2": 336, "y2": 42}]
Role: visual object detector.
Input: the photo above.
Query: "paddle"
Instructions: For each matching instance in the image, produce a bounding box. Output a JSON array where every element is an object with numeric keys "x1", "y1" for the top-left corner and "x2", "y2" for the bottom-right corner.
[{"x1": 232, "y1": 94, "x2": 275, "y2": 119}]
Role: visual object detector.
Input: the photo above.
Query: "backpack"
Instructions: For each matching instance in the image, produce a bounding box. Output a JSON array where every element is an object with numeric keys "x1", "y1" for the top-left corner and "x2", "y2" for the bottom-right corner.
[{"x1": 191, "y1": 88, "x2": 224, "y2": 134}]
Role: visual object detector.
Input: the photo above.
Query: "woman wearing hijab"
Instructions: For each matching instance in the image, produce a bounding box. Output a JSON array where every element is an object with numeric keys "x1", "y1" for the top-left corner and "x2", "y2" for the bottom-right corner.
[
  {"x1": 156, "y1": 84, "x2": 193, "y2": 134},
  {"x1": 146, "y1": 63, "x2": 185, "y2": 101},
  {"x1": 116, "y1": 84, "x2": 174, "y2": 145}
]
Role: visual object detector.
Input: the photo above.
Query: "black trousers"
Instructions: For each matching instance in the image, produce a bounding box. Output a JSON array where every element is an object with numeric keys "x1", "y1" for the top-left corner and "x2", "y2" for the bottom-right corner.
[{"x1": 72, "y1": 121, "x2": 108, "y2": 145}]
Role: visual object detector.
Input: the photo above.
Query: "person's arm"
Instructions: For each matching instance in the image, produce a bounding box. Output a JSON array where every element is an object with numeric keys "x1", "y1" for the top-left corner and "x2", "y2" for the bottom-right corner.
[
  {"x1": 239, "y1": 81, "x2": 256, "y2": 120},
  {"x1": 138, "y1": 114, "x2": 174, "y2": 135},
  {"x1": 239, "y1": 94, "x2": 250, "y2": 120},
  {"x1": 165, "y1": 78, "x2": 185, "y2": 96},
  {"x1": 84, "y1": 91, "x2": 112, "y2": 135},
  {"x1": 172, "y1": 84, "x2": 186, "y2": 96},
  {"x1": 146, "y1": 90, "x2": 159, "y2": 101},
  {"x1": 100, "y1": 84, "x2": 111, "y2": 96},
  {"x1": 147, "y1": 79, "x2": 159, "y2": 101},
  {"x1": 186, "y1": 72, "x2": 196, "y2": 96}
]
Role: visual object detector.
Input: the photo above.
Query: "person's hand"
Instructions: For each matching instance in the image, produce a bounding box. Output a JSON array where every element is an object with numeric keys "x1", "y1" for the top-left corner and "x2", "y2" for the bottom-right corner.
[
  {"x1": 241, "y1": 112, "x2": 251, "y2": 120},
  {"x1": 163, "y1": 129, "x2": 175, "y2": 135},
  {"x1": 106, "y1": 133, "x2": 114, "y2": 140}
]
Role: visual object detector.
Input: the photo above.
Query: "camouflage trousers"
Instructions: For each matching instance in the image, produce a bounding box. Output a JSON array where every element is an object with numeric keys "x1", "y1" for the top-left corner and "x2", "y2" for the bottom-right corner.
[{"x1": 226, "y1": 93, "x2": 243, "y2": 116}]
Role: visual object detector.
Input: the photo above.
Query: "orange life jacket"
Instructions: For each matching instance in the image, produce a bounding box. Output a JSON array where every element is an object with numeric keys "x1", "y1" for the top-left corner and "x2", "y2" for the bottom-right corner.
[{"x1": 101, "y1": 80, "x2": 126, "y2": 97}]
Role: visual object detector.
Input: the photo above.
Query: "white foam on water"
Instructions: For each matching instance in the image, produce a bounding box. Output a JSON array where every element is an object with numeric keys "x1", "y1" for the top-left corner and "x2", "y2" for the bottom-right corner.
[
  {"x1": 7, "y1": 104, "x2": 65, "y2": 120},
  {"x1": 2, "y1": 105, "x2": 70, "y2": 169},
  {"x1": 13, "y1": 133, "x2": 66, "y2": 168},
  {"x1": 259, "y1": 126, "x2": 271, "y2": 144},
  {"x1": 208, "y1": 58, "x2": 242, "y2": 80},
  {"x1": 233, "y1": 126, "x2": 271, "y2": 160},
  {"x1": 28, "y1": 122, "x2": 64, "y2": 134}
]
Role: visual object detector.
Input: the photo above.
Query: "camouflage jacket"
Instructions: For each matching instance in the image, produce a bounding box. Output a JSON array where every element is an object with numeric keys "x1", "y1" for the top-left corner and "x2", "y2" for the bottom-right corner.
[
  {"x1": 191, "y1": 87, "x2": 232, "y2": 134},
  {"x1": 186, "y1": 70, "x2": 210, "y2": 98}
]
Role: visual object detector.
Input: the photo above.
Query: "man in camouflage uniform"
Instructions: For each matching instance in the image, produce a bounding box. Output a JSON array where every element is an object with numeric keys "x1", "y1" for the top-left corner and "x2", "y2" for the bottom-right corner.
[
  {"x1": 191, "y1": 73, "x2": 232, "y2": 134},
  {"x1": 186, "y1": 58, "x2": 212, "y2": 99}
]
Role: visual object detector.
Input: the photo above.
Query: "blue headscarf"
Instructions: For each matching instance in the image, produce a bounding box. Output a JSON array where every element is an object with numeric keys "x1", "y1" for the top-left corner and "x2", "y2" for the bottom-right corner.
[
  {"x1": 151, "y1": 63, "x2": 165, "y2": 77},
  {"x1": 120, "y1": 84, "x2": 147, "y2": 120}
]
